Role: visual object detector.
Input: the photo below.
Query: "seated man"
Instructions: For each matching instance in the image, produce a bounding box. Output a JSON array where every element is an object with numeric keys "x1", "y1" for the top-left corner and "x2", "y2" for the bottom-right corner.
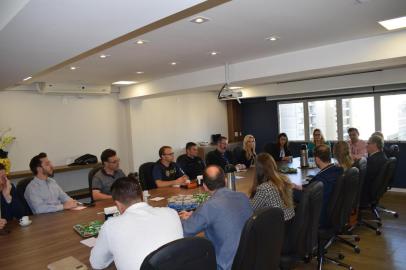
[
  {"x1": 1, "y1": 163, "x2": 25, "y2": 229},
  {"x1": 348, "y1": 127, "x2": 367, "y2": 160},
  {"x1": 25, "y1": 153, "x2": 78, "y2": 214},
  {"x1": 92, "y1": 149, "x2": 125, "y2": 200},
  {"x1": 90, "y1": 177, "x2": 183, "y2": 270},
  {"x1": 361, "y1": 134, "x2": 388, "y2": 205},
  {"x1": 153, "y1": 146, "x2": 188, "y2": 188},
  {"x1": 180, "y1": 165, "x2": 253, "y2": 270},
  {"x1": 295, "y1": 145, "x2": 343, "y2": 228},
  {"x1": 205, "y1": 136, "x2": 235, "y2": 170},
  {"x1": 176, "y1": 142, "x2": 205, "y2": 180}
]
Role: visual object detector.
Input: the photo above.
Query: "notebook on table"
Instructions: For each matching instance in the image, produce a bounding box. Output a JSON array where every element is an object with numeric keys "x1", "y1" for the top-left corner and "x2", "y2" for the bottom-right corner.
[{"x1": 47, "y1": 256, "x2": 88, "y2": 270}]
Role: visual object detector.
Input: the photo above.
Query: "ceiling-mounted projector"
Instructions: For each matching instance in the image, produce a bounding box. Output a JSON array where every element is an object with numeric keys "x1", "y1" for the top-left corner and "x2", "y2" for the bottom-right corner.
[{"x1": 217, "y1": 63, "x2": 243, "y2": 104}]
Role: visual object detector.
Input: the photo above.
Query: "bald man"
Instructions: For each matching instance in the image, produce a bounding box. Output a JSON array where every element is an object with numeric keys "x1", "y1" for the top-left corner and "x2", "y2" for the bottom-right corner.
[{"x1": 179, "y1": 165, "x2": 253, "y2": 270}]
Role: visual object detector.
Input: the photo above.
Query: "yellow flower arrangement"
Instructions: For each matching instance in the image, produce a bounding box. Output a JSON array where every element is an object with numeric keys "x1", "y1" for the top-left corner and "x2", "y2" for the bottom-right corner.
[{"x1": 0, "y1": 128, "x2": 16, "y2": 174}]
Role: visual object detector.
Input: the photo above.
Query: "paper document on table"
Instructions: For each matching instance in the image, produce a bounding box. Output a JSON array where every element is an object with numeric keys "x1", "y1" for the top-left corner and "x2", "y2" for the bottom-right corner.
[
  {"x1": 71, "y1": 206, "x2": 87, "y2": 211},
  {"x1": 48, "y1": 256, "x2": 88, "y2": 270},
  {"x1": 235, "y1": 176, "x2": 244, "y2": 180},
  {"x1": 80, "y1": 237, "x2": 97, "y2": 248},
  {"x1": 150, "y1": 197, "x2": 165, "y2": 201}
]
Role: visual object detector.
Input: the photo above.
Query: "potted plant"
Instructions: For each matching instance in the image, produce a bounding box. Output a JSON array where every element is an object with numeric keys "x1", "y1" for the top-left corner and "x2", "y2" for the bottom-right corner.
[{"x1": 0, "y1": 128, "x2": 16, "y2": 174}]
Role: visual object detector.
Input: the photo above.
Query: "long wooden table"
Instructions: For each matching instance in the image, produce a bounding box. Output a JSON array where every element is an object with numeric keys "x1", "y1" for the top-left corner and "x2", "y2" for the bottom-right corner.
[{"x1": 0, "y1": 158, "x2": 318, "y2": 270}]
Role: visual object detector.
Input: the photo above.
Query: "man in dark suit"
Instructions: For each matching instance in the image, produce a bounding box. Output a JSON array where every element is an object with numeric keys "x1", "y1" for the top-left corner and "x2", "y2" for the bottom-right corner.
[
  {"x1": 361, "y1": 134, "x2": 388, "y2": 205},
  {"x1": 205, "y1": 136, "x2": 235, "y2": 170}
]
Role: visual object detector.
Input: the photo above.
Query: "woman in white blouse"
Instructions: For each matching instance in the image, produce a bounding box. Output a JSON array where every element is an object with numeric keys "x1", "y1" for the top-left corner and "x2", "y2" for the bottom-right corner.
[{"x1": 250, "y1": 153, "x2": 295, "y2": 221}]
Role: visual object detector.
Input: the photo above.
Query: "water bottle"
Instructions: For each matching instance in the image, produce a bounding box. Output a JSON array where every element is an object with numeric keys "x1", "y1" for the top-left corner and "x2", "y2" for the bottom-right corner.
[
  {"x1": 300, "y1": 144, "x2": 309, "y2": 168},
  {"x1": 225, "y1": 164, "x2": 237, "y2": 191}
]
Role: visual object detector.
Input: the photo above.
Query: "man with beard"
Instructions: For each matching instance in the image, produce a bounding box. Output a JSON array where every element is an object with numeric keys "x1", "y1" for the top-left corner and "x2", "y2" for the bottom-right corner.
[{"x1": 25, "y1": 152, "x2": 77, "y2": 214}]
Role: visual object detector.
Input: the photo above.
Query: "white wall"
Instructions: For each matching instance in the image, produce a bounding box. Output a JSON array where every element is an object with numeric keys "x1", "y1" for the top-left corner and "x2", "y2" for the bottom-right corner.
[
  {"x1": 0, "y1": 91, "x2": 131, "y2": 174},
  {"x1": 129, "y1": 91, "x2": 228, "y2": 169}
]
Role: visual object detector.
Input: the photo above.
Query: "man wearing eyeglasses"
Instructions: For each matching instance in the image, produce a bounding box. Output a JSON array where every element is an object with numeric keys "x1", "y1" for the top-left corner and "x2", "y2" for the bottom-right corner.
[
  {"x1": 92, "y1": 149, "x2": 126, "y2": 200},
  {"x1": 153, "y1": 146, "x2": 188, "y2": 188}
]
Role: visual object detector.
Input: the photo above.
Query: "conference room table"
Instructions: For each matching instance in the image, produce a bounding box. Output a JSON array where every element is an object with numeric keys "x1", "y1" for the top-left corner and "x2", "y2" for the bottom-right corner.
[{"x1": 0, "y1": 158, "x2": 319, "y2": 270}]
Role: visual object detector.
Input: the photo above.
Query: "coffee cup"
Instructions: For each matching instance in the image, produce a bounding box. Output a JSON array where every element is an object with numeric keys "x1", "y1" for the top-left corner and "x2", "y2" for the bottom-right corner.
[
  {"x1": 19, "y1": 216, "x2": 30, "y2": 226},
  {"x1": 196, "y1": 175, "x2": 203, "y2": 186},
  {"x1": 142, "y1": 190, "x2": 150, "y2": 201}
]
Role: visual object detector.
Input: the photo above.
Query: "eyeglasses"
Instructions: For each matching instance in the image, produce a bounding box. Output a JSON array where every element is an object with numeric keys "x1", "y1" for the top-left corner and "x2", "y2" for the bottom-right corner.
[{"x1": 108, "y1": 158, "x2": 120, "y2": 164}]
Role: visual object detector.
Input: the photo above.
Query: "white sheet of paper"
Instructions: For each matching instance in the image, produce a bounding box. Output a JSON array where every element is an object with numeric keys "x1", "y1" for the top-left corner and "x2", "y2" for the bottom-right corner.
[
  {"x1": 150, "y1": 197, "x2": 165, "y2": 201},
  {"x1": 80, "y1": 237, "x2": 97, "y2": 248},
  {"x1": 235, "y1": 176, "x2": 244, "y2": 180},
  {"x1": 71, "y1": 206, "x2": 87, "y2": 211}
]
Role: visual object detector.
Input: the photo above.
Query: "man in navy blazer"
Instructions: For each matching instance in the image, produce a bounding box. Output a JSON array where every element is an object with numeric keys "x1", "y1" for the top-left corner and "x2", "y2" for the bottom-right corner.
[{"x1": 180, "y1": 165, "x2": 253, "y2": 270}]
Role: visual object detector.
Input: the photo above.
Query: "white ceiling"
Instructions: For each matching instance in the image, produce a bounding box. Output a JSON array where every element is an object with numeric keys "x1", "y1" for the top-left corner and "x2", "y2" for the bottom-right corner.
[
  {"x1": 2, "y1": 0, "x2": 406, "y2": 91},
  {"x1": 0, "y1": 0, "x2": 207, "y2": 90}
]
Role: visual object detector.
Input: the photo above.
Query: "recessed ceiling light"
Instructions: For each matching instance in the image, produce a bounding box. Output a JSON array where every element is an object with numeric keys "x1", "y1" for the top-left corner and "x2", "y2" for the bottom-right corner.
[
  {"x1": 136, "y1": 71, "x2": 144, "y2": 74},
  {"x1": 23, "y1": 76, "x2": 32, "y2": 81},
  {"x1": 99, "y1": 54, "x2": 110, "y2": 59},
  {"x1": 112, "y1": 81, "x2": 137, "y2": 85},
  {"x1": 170, "y1": 62, "x2": 177, "y2": 66},
  {"x1": 265, "y1": 36, "x2": 279, "y2": 41},
  {"x1": 190, "y1": 16, "x2": 210, "y2": 24},
  {"x1": 209, "y1": 51, "x2": 219, "y2": 56},
  {"x1": 379, "y1": 16, "x2": 406, "y2": 30},
  {"x1": 70, "y1": 66, "x2": 78, "y2": 70},
  {"x1": 229, "y1": 86, "x2": 243, "y2": 90},
  {"x1": 135, "y1": 39, "x2": 149, "y2": 45}
]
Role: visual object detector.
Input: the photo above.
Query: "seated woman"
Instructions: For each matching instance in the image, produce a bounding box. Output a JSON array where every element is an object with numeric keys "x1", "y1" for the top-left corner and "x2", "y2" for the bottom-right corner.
[
  {"x1": 333, "y1": 141, "x2": 354, "y2": 171},
  {"x1": 234, "y1": 134, "x2": 257, "y2": 168},
  {"x1": 0, "y1": 163, "x2": 25, "y2": 229},
  {"x1": 307, "y1": 128, "x2": 331, "y2": 157},
  {"x1": 250, "y1": 153, "x2": 295, "y2": 221},
  {"x1": 266, "y1": 133, "x2": 292, "y2": 162}
]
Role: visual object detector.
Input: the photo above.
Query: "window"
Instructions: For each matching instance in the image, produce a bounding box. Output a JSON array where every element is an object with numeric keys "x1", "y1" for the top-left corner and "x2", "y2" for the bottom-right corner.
[
  {"x1": 278, "y1": 103, "x2": 305, "y2": 140},
  {"x1": 308, "y1": 100, "x2": 337, "y2": 140},
  {"x1": 381, "y1": 94, "x2": 406, "y2": 140},
  {"x1": 342, "y1": 97, "x2": 375, "y2": 140}
]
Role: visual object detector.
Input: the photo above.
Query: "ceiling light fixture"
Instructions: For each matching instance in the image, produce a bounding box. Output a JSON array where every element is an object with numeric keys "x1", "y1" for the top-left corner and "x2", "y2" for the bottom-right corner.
[
  {"x1": 379, "y1": 16, "x2": 406, "y2": 30},
  {"x1": 210, "y1": 51, "x2": 219, "y2": 56},
  {"x1": 136, "y1": 71, "x2": 144, "y2": 74},
  {"x1": 190, "y1": 16, "x2": 210, "y2": 24},
  {"x1": 265, "y1": 36, "x2": 279, "y2": 41},
  {"x1": 112, "y1": 81, "x2": 137, "y2": 85},
  {"x1": 70, "y1": 66, "x2": 78, "y2": 70},
  {"x1": 135, "y1": 39, "x2": 148, "y2": 45},
  {"x1": 170, "y1": 62, "x2": 177, "y2": 66},
  {"x1": 23, "y1": 76, "x2": 32, "y2": 81},
  {"x1": 99, "y1": 54, "x2": 110, "y2": 59}
]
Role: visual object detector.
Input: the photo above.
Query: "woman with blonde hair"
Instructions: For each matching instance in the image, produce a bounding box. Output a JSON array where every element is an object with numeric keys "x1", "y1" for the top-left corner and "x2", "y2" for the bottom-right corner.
[
  {"x1": 333, "y1": 141, "x2": 354, "y2": 170},
  {"x1": 250, "y1": 153, "x2": 295, "y2": 221},
  {"x1": 235, "y1": 134, "x2": 257, "y2": 168},
  {"x1": 307, "y1": 128, "x2": 331, "y2": 156}
]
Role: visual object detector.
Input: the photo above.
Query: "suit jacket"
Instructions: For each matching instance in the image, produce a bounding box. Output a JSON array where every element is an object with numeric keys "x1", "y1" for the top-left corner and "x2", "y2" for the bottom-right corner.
[
  {"x1": 1, "y1": 184, "x2": 25, "y2": 220},
  {"x1": 264, "y1": 143, "x2": 292, "y2": 161},
  {"x1": 233, "y1": 147, "x2": 255, "y2": 168},
  {"x1": 182, "y1": 188, "x2": 253, "y2": 270},
  {"x1": 206, "y1": 149, "x2": 234, "y2": 170}
]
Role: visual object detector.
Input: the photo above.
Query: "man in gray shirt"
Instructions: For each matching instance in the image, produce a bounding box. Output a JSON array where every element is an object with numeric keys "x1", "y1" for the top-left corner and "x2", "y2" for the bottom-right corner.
[
  {"x1": 25, "y1": 153, "x2": 77, "y2": 214},
  {"x1": 92, "y1": 149, "x2": 126, "y2": 201}
]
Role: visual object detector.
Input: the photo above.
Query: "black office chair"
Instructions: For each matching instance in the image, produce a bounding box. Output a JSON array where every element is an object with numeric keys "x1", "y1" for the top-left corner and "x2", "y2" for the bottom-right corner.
[
  {"x1": 362, "y1": 157, "x2": 398, "y2": 234},
  {"x1": 232, "y1": 207, "x2": 284, "y2": 270},
  {"x1": 140, "y1": 237, "x2": 217, "y2": 270},
  {"x1": 317, "y1": 167, "x2": 359, "y2": 270},
  {"x1": 336, "y1": 158, "x2": 366, "y2": 254},
  {"x1": 16, "y1": 177, "x2": 34, "y2": 216},
  {"x1": 138, "y1": 162, "x2": 157, "y2": 190},
  {"x1": 280, "y1": 181, "x2": 323, "y2": 270},
  {"x1": 87, "y1": 164, "x2": 103, "y2": 203}
]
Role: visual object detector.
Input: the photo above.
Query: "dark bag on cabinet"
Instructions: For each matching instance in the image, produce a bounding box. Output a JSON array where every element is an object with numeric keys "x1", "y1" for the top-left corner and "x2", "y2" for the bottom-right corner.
[{"x1": 69, "y1": 154, "x2": 98, "y2": 166}]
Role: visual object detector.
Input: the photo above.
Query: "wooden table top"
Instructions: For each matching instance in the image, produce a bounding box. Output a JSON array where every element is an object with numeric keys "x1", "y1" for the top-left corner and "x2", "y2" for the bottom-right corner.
[{"x1": 0, "y1": 158, "x2": 318, "y2": 270}]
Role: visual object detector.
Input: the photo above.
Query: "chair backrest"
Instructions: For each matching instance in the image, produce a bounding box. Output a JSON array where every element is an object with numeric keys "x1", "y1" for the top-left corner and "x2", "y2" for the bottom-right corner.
[
  {"x1": 232, "y1": 207, "x2": 285, "y2": 270},
  {"x1": 140, "y1": 237, "x2": 216, "y2": 270},
  {"x1": 138, "y1": 162, "x2": 157, "y2": 190},
  {"x1": 353, "y1": 158, "x2": 367, "y2": 209},
  {"x1": 370, "y1": 157, "x2": 397, "y2": 204},
  {"x1": 88, "y1": 164, "x2": 103, "y2": 202},
  {"x1": 327, "y1": 167, "x2": 359, "y2": 232},
  {"x1": 16, "y1": 177, "x2": 34, "y2": 216}
]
